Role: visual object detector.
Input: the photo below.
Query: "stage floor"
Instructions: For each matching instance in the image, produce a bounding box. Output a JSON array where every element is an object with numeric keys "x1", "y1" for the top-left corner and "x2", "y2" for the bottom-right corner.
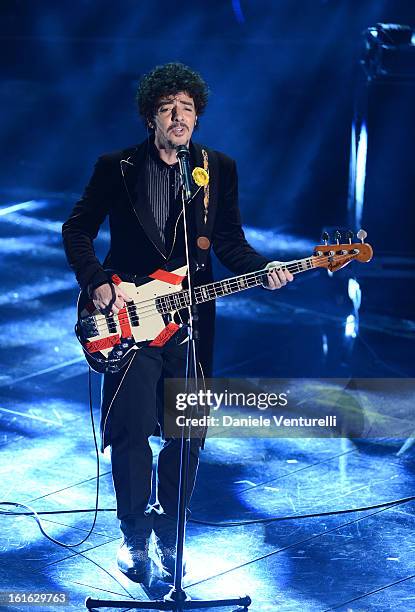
[{"x1": 1, "y1": 196, "x2": 414, "y2": 611}]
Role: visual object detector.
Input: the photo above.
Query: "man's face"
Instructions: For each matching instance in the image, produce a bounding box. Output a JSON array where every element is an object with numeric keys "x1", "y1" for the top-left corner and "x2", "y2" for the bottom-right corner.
[{"x1": 153, "y1": 91, "x2": 197, "y2": 150}]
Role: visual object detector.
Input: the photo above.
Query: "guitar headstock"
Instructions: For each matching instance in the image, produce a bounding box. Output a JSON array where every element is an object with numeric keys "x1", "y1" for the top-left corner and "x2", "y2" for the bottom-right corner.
[{"x1": 313, "y1": 229, "x2": 373, "y2": 272}]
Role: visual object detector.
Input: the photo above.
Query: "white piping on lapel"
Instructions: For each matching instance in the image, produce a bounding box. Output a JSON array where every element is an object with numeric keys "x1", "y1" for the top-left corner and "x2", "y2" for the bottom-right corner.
[
  {"x1": 120, "y1": 156, "x2": 167, "y2": 260},
  {"x1": 167, "y1": 207, "x2": 184, "y2": 260}
]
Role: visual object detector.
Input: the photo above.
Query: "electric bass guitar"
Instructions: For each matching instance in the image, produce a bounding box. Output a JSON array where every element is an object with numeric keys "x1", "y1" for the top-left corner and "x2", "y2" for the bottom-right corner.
[{"x1": 75, "y1": 231, "x2": 373, "y2": 373}]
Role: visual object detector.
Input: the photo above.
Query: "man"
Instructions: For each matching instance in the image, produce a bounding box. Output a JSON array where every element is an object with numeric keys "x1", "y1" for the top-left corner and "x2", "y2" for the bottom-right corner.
[{"x1": 62, "y1": 62, "x2": 293, "y2": 582}]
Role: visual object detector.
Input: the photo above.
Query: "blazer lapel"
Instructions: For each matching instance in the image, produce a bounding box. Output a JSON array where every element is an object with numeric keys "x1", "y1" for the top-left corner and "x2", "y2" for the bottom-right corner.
[
  {"x1": 119, "y1": 139, "x2": 218, "y2": 264},
  {"x1": 120, "y1": 140, "x2": 167, "y2": 259},
  {"x1": 189, "y1": 141, "x2": 207, "y2": 236},
  {"x1": 190, "y1": 142, "x2": 218, "y2": 269}
]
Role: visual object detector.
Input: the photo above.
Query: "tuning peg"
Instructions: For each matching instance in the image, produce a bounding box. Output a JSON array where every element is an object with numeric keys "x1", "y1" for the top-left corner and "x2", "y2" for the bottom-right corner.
[
  {"x1": 334, "y1": 230, "x2": 341, "y2": 244},
  {"x1": 346, "y1": 230, "x2": 354, "y2": 244},
  {"x1": 357, "y1": 229, "x2": 367, "y2": 243},
  {"x1": 321, "y1": 231, "x2": 329, "y2": 245}
]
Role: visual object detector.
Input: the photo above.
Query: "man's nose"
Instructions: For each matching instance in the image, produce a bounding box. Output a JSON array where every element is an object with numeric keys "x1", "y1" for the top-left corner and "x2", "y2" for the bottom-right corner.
[{"x1": 171, "y1": 105, "x2": 183, "y2": 121}]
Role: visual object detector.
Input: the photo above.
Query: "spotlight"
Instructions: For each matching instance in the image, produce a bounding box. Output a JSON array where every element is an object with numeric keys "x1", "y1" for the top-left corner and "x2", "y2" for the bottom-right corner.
[{"x1": 363, "y1": 23, "x2": 415, "y2": 80}]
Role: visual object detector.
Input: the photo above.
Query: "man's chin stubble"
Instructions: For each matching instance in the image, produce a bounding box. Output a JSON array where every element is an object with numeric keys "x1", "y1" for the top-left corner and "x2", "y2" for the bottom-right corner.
[{"x1": 157, "y1": 132, "x2": 189, "y2": 150}]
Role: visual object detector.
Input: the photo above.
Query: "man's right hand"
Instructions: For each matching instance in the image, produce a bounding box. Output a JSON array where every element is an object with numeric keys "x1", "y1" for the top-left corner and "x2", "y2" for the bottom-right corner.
[{"x1": 92, "y1": 283, "x2": 131, "y2": 315}]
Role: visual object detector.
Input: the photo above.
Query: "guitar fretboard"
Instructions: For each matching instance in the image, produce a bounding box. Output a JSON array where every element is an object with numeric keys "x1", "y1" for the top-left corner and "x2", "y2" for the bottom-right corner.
[{"x1": 156, "y1": 257, "x2": 315, "y2": 314}]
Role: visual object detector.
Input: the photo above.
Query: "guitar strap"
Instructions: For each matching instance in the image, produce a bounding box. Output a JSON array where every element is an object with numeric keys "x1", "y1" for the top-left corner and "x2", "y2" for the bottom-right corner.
[
  {"x1": 201, "y1": 148, "x2": 210, "y2": 224},
  {"x1": 106, "y1": 283, "x2": 117, "y2": 314},
  {"x1": 195, "y1": 147, "x2": 217, "y2": 271}
]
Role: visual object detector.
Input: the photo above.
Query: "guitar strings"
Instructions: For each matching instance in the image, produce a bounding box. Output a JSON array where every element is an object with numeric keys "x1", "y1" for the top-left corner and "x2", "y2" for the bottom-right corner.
[
  {"x1": 85, "y1": 253, "x2": 351, "y2": 334},
  {"x1": 88, "y1": 261, "x2": 305, "y2": 332},
  {"x1": 89, "y1": 252, "x2": 346, "y2": 320},
  {"x1": 86, "y1": 253, "x2": 352, "y2": 333}
]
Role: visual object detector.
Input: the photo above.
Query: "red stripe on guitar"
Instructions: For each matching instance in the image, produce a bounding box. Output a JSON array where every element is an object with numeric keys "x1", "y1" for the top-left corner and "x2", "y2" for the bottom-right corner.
[
  {"x1": 118, "y1": 308, "x2": 132, "y2": 337},
  {"x1": 149, "y1": 269, "x2": 184, "y2": 285},
  {"x1": 111, "y1": 274, "x2": 122, "y2": 285},
  {"x1": 149, "y1": 323, "x2": 180, "y2": 347},
  {"x1": 85, "y1": 334, "x2": 121, "y2": 353}
]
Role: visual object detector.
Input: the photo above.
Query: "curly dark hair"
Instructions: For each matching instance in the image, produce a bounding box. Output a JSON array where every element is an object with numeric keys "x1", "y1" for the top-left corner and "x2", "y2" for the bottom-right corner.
[{"x1": 136, "y1": 62, "x2": 209, "y2": 125}]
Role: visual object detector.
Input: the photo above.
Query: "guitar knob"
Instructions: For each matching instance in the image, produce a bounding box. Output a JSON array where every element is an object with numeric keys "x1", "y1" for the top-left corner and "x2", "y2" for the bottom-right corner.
[
  {"x1": 321, "y1": 231, "x2": 329, "y2": 245},
  {"x1": 357, "y1": 229, "x2": 367, "y2": 243},
  {"x1": 346, "y1": 230, "x2": 354, "y2": 244},
  {"x1": 334, "y1": 230, "x2": 341, "y2": 244}
]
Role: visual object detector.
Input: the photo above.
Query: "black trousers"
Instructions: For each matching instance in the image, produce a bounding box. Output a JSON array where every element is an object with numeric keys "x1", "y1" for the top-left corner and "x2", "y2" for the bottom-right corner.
[{"x1": 102, "y1": 340, "x2": 201, "y2": 537}]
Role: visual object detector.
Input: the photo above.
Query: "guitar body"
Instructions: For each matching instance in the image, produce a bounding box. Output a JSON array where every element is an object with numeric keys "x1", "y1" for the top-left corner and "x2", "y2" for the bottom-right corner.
[
  {"x1": 75, "y1": 234, "x2": 373, "y2": 374},
  {"x1": 76, "y1": 264, "x2": 188, "y2": 373}
]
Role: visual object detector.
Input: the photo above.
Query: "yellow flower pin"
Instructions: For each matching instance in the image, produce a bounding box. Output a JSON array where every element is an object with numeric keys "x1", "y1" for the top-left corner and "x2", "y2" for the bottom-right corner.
[{"x1": 192, "y1": 167, "x2": 209, "y2": 187}]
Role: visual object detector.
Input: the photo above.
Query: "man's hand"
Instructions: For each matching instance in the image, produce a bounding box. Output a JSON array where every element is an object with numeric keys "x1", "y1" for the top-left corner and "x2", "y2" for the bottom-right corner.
[
  {"x1": 92, "y1": 283, "x2": 131, "y2": 315},
  {"x1": 264, "y1": 261, "x2": 294, "y2": 290}
]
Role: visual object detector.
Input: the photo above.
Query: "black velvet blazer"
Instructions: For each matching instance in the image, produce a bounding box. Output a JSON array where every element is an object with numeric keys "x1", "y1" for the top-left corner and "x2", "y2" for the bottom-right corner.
[{"x1": 62, "y1": 137, "x2": 269, "y2": 375}]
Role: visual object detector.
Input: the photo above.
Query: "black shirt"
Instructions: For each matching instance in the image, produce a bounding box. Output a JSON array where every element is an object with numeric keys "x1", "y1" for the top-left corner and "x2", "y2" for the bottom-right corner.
[{"x1": 146, "y1": 142, "x2": 181, "y2": 248}]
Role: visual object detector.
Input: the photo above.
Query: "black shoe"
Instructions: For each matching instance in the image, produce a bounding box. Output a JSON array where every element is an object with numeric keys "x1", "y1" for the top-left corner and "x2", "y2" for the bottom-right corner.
[
  {"x1": 153, "y1": 529, "x2": 187, "y2": 582},
  {"x1": 116, "y1": 533, "x2": 154, "y2": 582}
]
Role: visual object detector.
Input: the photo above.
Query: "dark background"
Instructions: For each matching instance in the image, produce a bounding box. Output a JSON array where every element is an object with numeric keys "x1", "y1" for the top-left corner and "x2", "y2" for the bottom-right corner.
[
  {"x1": 1, "y1": 6, "x2": 414, "y2": 608},
  {"x1": 1, "y1": 0, "x2": 414, "y2": 381},
  {"x1": 2, "y1": 0, "x2": 415, "y2": 242}
]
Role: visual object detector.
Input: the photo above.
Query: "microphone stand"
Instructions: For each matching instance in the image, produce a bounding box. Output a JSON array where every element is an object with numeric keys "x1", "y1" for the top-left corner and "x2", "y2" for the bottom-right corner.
[{"x1": 85, "y1": 146, "x2": 251, "y2": 612}]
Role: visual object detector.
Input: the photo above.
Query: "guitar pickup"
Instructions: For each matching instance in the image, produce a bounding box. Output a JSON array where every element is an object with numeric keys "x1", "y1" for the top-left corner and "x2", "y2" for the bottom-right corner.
[
  {"x1": 129, "y1": 303, "x2": 139, "y2": 327},
  {"x1": 107, "y1": 314, "x2": 118, "y2": 334}
]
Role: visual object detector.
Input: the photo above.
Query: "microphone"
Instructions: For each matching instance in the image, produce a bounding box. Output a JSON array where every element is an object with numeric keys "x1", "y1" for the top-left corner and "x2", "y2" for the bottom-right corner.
[{"x1": 175, "y1": 145, "x2": 193, "y2": 201}]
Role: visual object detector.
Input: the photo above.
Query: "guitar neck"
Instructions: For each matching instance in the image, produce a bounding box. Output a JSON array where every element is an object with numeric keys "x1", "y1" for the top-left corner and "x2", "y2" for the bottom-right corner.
[{"x1": 193, "y1": 256, "x2": 315, "y2": 305}]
